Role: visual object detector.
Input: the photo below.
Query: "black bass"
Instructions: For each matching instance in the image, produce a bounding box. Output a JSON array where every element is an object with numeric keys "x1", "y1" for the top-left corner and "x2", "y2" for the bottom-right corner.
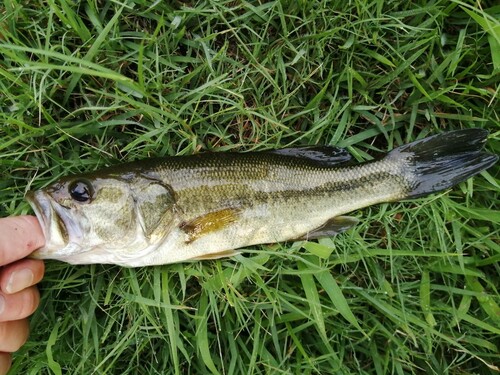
[{"x1": 26, "y1": 129, "x2": 497, "y2": 267}]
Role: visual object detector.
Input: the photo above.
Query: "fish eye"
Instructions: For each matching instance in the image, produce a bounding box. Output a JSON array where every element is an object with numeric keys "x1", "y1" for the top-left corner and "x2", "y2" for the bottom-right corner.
[{"x1": 68, "y1": 179, "x2": 94, "y2": 203}]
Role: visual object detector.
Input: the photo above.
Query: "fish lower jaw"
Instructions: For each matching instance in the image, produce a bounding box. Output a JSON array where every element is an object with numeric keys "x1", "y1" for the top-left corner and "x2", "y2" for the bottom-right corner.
[
  {"x1": 35, "y1": 236, "x2": 159, "y2": 266},
  {"x1": 29, "y1": 242, "x2": 83, "y2": 261}
]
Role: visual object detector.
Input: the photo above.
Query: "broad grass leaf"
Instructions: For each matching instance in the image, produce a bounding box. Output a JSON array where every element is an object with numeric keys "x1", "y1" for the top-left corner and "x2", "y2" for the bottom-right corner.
[{"x1": 314, "y1": 270, "x2": 368, "y2": 337}]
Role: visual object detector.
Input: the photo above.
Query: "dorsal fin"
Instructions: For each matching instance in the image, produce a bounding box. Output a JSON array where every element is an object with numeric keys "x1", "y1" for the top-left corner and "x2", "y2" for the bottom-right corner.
[{"x1": 267, "y1": 146, "x2": 352, "y2": 166}]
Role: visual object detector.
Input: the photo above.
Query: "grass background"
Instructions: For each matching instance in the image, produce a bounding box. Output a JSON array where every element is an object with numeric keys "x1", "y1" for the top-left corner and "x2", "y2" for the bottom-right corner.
[{"x1": 1, "y1": 0, "x2": 499, "y2": 374}]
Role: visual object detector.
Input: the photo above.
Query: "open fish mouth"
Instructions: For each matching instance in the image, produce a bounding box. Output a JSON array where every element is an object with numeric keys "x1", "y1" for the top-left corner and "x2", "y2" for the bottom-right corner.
[
  {"x1": 25, "y1": 190, "x2": 55, "y2": 244},
  {"x1": 25, "y1": 190, "x2": 78, "y2": 259}
]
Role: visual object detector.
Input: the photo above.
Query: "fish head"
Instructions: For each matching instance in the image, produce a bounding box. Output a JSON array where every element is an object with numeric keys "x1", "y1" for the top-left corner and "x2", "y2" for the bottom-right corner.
[{"x1": 26, "y1": 172, "x2": 176, "y2": 265}]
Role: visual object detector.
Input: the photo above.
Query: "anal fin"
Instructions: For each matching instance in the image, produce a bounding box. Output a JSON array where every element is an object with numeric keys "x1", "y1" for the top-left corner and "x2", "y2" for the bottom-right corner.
[
  {"x1": 190, "y1": 249, "x2": 239, "y2": 261},
  {"x1": 299, "y1": 216, "x2": 359, "y2": 240}
]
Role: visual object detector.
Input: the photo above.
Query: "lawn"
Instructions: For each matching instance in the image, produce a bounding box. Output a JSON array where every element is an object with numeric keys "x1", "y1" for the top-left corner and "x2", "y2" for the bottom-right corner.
[{"x1": 1, "y1": 0, "x2": 499, "y2": 374}]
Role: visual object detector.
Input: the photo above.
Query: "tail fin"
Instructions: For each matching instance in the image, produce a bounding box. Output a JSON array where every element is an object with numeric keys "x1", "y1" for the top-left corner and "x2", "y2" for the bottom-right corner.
[{"x1": 387, "y1": 129, "x2": 497, "y2": 199}]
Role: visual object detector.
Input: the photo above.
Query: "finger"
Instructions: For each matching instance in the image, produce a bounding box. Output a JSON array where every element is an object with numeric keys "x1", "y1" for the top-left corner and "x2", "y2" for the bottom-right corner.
[
  {"x1": 0, "y1": 319, "x2": 29, "y2": 352},
  {"x1": 0, "y1": 352, "x2": 11, "y2": 375},
  {"x1": 0, "y1": 259, "x2": 45, "y2": 294},
  {"x1": 0, "y1": 287, "x2": 40, "y2": 322},
  {"x1": 0, "y1": 216, "x2": 45, "y2": 266}
]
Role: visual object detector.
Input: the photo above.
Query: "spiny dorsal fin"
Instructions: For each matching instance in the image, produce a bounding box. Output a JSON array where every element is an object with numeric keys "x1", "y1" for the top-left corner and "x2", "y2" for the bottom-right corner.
[{"x1": 267, "y1": 146, "x2": 352, "y2": 166}]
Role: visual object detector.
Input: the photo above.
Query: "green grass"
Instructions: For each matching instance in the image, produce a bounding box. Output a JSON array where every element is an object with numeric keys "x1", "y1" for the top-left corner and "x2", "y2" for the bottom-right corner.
[{"x1": 1, "y1": 0, "x2": 499, "y2": 374}]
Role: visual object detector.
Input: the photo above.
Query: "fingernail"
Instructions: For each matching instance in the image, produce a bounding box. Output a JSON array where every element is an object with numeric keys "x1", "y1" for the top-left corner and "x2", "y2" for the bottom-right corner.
[
  {"x1": 6, "y1": 269, "x2": 34, "y2": 294},
  {"x1": 0, "y1": 295, "x2": 4, "y2": 315}
]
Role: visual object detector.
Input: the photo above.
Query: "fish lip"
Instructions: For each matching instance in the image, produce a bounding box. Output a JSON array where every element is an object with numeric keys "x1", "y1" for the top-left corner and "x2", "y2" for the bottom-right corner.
[
  {"x1": 25, "y1": 190, "x2": 52, "y2": 247},
  {"x1": 26, "y1": 190, "x2": 83, "y2": 259}
]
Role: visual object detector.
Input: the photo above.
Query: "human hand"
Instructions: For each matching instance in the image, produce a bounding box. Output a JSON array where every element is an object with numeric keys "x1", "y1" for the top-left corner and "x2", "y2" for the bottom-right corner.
[{"x1": 0, "y1": 216, "x2": 45, "y2": 375}]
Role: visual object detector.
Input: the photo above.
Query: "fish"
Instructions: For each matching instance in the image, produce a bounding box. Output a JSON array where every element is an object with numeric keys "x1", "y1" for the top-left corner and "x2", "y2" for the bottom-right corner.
[{"x1": 25, "y1": 128, "x2": 497, "y2": 267}]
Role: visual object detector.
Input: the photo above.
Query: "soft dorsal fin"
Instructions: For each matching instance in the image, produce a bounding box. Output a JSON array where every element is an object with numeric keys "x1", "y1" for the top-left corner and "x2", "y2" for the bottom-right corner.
[{"x1": 267, "y1": 146, "x2": 352, "y2": 166}]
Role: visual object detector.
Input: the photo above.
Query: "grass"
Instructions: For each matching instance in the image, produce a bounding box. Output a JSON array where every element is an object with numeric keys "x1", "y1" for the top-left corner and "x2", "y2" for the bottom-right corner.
[{"x1": 1, "y1": 0, "x2": 499, "y2": 374}]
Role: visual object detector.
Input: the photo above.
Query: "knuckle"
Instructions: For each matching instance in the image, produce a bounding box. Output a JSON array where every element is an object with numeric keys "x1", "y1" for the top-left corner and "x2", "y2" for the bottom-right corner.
[
  {"x1": 0, "y1": 319, "x2": 29, "y2": 352},
  {"x1": 13, "y1": 324, "x2": 29, "y2": 351},
  {"x1": 0, "y1": 287, "x2": 40, "y2": 322},
  {"x1": 0, "y1": 321, "x2": 6, "y2": 338},
  {"x1": 20, "y1": 288, "x2": 40, "y2": 318}
]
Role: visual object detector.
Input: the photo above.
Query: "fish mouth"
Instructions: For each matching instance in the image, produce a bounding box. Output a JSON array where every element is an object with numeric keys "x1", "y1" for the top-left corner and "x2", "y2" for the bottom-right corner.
[
  {"x1": 25, "y1": 190, "x2": 82, "y2": 259},
  {"x1": 25, "y1": 191, "x2": 54, "y2": 246}
]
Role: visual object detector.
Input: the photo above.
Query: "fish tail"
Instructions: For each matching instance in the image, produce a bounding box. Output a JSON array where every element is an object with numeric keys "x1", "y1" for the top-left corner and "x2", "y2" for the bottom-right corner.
[{"x1": 387, "y1": 129, "x2": 498, "y2": 198}]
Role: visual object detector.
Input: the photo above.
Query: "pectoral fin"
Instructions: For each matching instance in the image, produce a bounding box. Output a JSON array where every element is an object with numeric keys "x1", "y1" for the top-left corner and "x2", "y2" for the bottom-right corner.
[
  {"x1": 300, "y1": 216, "x2": 359, "y2": 240},
  {"x1": 180, "y1": 208, "x2": 241, "y2": 244}
]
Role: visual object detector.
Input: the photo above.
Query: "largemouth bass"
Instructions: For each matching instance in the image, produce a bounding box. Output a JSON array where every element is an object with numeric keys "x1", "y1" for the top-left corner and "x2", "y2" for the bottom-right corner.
[{"x1": 26, "y1": 129, "x2": 497, "y2": 267}]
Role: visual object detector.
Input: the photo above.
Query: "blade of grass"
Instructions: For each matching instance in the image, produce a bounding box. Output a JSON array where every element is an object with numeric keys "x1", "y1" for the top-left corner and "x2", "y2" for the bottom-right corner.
[
  {"x1": 314, "y1": 269, "x2": 368, "y2": 337},
  {"x1": 297, "y1": 260, "x2": 328, "y2": 343}
]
